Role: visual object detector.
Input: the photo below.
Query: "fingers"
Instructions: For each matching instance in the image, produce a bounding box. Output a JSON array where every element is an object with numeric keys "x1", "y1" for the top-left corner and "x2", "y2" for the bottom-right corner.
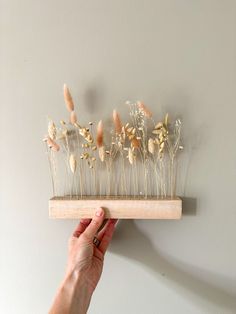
[
  {"x1": 73, "y1": 219, "x2": 91, "y2": 237},
  {"x1": 82, "y1": 207, "x2": 105, "y2": 241},
  {"x1": 99, "y1": 219, "x2": 118, "y2": 254}
]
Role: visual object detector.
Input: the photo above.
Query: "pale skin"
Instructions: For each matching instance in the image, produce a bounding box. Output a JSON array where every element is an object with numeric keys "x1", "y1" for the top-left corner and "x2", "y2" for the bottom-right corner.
[{"x1": 49, "y1": 207, "x2": 117, "y2": 314}]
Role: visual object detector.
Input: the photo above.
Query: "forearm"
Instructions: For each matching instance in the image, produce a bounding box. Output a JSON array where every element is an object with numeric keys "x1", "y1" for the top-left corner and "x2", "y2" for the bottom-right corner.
[{"x1": 49, "y1": 271, "x2": 92, "y2": 314}]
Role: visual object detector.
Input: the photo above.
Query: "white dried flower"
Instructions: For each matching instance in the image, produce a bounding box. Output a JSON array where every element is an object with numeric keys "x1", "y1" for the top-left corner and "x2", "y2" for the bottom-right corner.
[
  {"x1": 148, "y1": 138, "x2": 155, "y2": 154},
  {"x1": 69, "y1": 154, "x2": 77, "y2": 173}
]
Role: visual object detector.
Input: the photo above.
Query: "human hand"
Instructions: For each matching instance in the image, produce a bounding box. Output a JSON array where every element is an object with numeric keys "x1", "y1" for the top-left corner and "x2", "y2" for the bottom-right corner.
[{"x1": 66, "y1": 207, "x2": 117, "y2": 293}]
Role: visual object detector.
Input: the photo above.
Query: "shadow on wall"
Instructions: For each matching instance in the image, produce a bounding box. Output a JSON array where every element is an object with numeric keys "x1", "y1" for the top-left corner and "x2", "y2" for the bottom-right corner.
[{"x1": 109, "y1": 201, "x2": 236, "y2": 312}]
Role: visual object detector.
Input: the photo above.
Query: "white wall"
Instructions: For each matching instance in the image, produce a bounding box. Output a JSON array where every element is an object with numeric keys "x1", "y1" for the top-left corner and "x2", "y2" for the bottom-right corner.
[{"x1": 1, "y1": 1, "x2": 236, "y2": 313}]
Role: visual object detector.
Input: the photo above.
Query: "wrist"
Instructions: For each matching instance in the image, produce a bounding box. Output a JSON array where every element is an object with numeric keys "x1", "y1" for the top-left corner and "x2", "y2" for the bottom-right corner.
[
  {"x1": 65, "y1": 269, "x2": 93, "y2": 297},
  {"x1": 53, "y1": 271, "x2": 93, "y2": 314}
]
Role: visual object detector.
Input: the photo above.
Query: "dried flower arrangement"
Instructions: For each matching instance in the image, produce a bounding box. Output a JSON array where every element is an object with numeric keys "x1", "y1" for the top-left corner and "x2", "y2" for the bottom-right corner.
[{"x1": 45, "y1": 85, "x2": 183, "y2": 219}]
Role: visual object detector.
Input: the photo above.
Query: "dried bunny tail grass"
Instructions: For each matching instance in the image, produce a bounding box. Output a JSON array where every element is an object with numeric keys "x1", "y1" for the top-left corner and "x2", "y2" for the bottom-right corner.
[
  {"x1": 148, "y1": 138, "x2": 155, "y2": 154},
  {"x1": 164, "y1": 113, "x2": 169, "y2": 127},
  {"x1": 98, "y1": 146, "x2": 105, "y2": 162},
  {"x1": 128, "y1": 148, "x2": 134, "y2": 164},
  {"x1": 63, "y1": 84, "x2": 74, "y2": 112},
  {"x1": 137, "y1": 101, "x2": 152, "y2": 118},
  {"x1": 48, "y1": 120, "x2": 56, "y2": 140},
  {"x1": 113, "y1": 109, "x2": 122, "y2": 134},
  {"x1": 69, "y1": 154, "x2": 77, "y2": 173},
  {"x1": 47, "y1": 136, "x2": 60, "y2": 151},
  {"x1": 96, "y1": 120, "x2": 103, "y2": 147},
  {"x1": 70, "y1": 111, "x2": 77, "y2": 124},
  {"x1": 131, "y1": 137, "x2": 140, "y2": 149}
]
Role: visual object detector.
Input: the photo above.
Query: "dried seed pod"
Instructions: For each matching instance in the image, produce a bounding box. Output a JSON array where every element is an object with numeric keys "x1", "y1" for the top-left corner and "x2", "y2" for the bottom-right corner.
[
  {"x1": 113, "y1": 110, "x2": 122, "y2": 134},
  {"x1": 96, "y1": 120, "x2": 103, "y2": 147},
  {"x1": 137, "y1": 101, "x2": 152, "y2": 118},
  {"x1": 70, "y1": 111, "x2": 77, "y2": 124},
  {"x1": 148, "y1": 138, "x2": 155, "y2": 154},
  {"x1": 160, "y1": 142, "x2": 165, "y2": 150},
  {"x1": 48, "y1": 121, "x2": 56, "y2": 140},
  {"x1": 69, "y1": 154, "x2": 77, "y2": 173},
  {"x1": 63, "y1": 84, "x2": 74, "y2": 112},
  {"x1": 154, "y1": 122, "x2": 163, "y2": 129},
  {"x1": 99, "y1": 146, "x2": 105, "y2": 162},
  {"x1": 86, "y1": 134, "x2": 93, "y2": 143},
  {"x1": 79, "y1": 128, "x2": 87, "y2": 136}
]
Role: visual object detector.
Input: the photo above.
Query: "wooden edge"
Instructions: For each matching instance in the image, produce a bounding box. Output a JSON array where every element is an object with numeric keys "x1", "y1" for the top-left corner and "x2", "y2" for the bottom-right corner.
[{"x1": 49, "y1": 197, "x2": 182, "y2": 219}]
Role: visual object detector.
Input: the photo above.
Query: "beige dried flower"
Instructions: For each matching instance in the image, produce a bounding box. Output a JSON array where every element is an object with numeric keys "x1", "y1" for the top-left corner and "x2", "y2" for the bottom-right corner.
[
  {"x1": 48, "y1": 121, "x2": 56, "y2": 140},
  {"x1": 69, "y1": 154, "x2": 77, "y2": 173},
  {"x1": 148, "y1": 138, "x2": 155, "y2": 154},
  {"x1": 113, "y1": 110, "x2": 122, "y2": 134},
  {"x1": 124, "y1": 124, "x2": 139, "y2": 149},
  {"x1": 131, "y1": 138, "x2": 140, "y2": 149},
  {"x1": 99, "y1": 146, "x2": 105, "y2": 162},
  {"x1": 151, "y1": 115, "x2": 169, "y2": 158},
  {"x1": 96, "y1": 120, "x2": 103, "y2": 147},
  {"x1": 47, "y1": 137, "x2": 60, "y2": 151},
  {"x1": 70, "y1": 111, "x2": 77, "y2": 124},
  {"x1": 137, "y1": 101, "x2": 152, "y2": 118},
  {"x1": 63, "y1": 84, "x2": 74, "y2": 112}
]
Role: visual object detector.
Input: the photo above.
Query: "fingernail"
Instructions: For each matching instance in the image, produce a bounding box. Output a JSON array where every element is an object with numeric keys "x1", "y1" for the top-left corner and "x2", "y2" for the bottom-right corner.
[{"x1": 96, "y1": 207, "x2": 103, "y2": 217}]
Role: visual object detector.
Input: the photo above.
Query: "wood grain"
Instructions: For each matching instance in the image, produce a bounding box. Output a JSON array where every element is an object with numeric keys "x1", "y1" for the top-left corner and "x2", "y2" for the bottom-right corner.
[{"x1": 49, "y1": 196, "x2": 182, "y2": 219}]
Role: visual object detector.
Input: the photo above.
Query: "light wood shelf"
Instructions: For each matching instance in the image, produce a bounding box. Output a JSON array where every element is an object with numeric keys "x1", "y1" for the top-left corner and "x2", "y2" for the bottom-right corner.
[{"x1": 49, "y1": 196, "x2": 182, "y2": 219}]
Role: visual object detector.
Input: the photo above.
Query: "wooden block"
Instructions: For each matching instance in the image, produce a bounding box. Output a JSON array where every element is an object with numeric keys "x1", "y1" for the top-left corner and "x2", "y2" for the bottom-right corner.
[{"x1": 49, "y1": 196, "x2": 182, "y2": 219}]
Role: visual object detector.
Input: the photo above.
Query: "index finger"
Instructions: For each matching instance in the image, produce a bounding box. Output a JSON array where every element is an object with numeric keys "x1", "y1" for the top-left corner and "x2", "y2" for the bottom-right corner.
[{"x1": 73, "y1": 219, "x2": 91, "y2": 237}]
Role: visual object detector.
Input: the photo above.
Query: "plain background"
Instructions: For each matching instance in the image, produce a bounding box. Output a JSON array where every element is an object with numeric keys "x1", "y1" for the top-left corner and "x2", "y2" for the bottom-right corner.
[{"x1": 1, "y1": 1, "x2": 236, "y2": 313}]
